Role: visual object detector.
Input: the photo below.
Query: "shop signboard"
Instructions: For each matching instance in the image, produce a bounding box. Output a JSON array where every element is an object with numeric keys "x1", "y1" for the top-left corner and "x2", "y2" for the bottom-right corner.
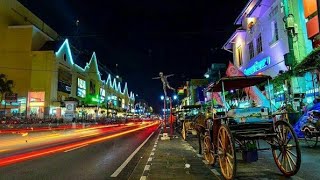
[
  {"x1": 64, "y1": 101, "x2": 77, "y2": 121},
  {"x1": 5, "y1": 93, "x2": 17, "y2": 103},
  {"x1": 244, "y1": 56, "x2": 271, "y2": 75}
]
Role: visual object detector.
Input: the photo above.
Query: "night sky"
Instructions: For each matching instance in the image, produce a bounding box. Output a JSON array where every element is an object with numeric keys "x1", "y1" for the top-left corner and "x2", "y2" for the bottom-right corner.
[{"x1": 19, "y1": 0, "x2": 248, "y2": 112}]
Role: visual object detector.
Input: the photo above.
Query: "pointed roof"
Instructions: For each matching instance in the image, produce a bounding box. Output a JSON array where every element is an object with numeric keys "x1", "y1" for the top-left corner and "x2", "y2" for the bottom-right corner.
[{"x1": 85, "y1": 52, "x2": 101, "y2": 80}]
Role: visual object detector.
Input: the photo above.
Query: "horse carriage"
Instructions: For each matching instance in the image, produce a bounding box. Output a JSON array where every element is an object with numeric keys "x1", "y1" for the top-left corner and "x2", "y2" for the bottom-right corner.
[
  {"x1": 176, "y1": 105, "x2": 205, "y2": 140},
  {"x1": 194, "y1": 75, "x2": 301, "y2": 180}
]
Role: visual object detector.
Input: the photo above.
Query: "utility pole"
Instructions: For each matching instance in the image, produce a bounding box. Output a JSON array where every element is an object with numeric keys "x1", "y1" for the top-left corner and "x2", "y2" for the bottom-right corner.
[
  {"x1": 163, "y1": 98, "x2": 166, "y2": 133},
  {"x1": 282, "y1": 0, "x2": 296, "y2": 69},
  {"x1": 317, "y1": 0, "x2": 320, "y2": 36}
]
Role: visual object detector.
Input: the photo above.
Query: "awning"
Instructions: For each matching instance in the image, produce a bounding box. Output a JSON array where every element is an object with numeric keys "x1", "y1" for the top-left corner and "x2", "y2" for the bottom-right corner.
[{"x1": 206, "y1": 75, "x2": 271, "y2": 92}]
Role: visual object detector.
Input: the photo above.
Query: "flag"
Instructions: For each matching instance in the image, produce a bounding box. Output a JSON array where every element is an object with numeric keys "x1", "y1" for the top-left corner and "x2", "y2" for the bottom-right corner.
[
  {"x1": 177, "y1": 88, "x2": 184, "y2": 95},
  {"x1": 226, "y1": 61, "x2": 244, "y2": 77}
]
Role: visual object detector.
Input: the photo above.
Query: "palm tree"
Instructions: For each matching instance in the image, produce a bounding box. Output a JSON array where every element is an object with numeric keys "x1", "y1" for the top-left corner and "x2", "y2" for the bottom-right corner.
[{"x1": 0, "y1": 74, "x2": 14, "y2": 109}]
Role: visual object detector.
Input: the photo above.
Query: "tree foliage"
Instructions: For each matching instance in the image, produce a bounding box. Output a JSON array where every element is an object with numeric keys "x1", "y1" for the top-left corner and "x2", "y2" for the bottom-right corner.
[{"x1": 0, "y1": 74, "x2": 14, "y2": 107}]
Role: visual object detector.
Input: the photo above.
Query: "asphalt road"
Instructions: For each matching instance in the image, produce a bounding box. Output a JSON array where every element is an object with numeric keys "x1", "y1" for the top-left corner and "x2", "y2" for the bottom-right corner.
[{"x1": 0, "y1": 123, "x2": 160, "y2": 180}]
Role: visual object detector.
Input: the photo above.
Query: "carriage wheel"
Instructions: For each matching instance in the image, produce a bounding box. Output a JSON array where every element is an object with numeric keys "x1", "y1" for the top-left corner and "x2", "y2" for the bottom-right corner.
[
  {"x1": 203, "y1": 134, "x2": 216, "y2": 165},
  {"x1": 217, "y1": 125, "x2": 236, "y2": 180},
  {"x1": 304, "y1": 130, "x2": 318, "y2": 148},
  {"x1": 272, "y1": 120, "x2": 301, "y2": 177},
  {"x1": 181, "y1": 122, "x2": 187, "y2": 140}
]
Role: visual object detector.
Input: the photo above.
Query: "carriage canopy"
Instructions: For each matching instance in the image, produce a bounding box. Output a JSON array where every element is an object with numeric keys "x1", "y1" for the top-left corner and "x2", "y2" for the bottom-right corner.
[{"x1": 205, "y1": 75, "x2": 272, "y2": 92}]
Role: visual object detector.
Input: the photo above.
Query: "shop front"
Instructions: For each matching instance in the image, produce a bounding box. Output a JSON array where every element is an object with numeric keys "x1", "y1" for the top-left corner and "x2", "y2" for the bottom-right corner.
[{"x1": 27, "y1": 91, "x2": 45, "y2": 118}]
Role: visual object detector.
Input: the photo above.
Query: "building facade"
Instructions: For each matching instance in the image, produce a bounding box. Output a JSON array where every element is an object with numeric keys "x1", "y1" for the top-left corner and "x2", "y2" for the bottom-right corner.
[
  {"x1": 222, "y1": 0, "x2": 313, "y2": 109},
  {"x1": 204, "y1": 63, "x2": 226, "y2": 83},
  {"x1": 0, "y1": 0, "x2": 135, "y2": 119}
]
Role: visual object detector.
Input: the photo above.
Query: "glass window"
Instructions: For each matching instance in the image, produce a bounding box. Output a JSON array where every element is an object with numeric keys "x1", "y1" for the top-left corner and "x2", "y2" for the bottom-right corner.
[
  {"x1": 257, "y1": 34, "x2": 263, "y2": 54},
  {"x1": 236, "y1": 46, "x2": 242, "y2": 66},
  {"x1": 270, "y1": 21, "x2": 279, "y2": 45},
  {"x1": 249, "y1": 41, "x2": 254, "y2": 59}
]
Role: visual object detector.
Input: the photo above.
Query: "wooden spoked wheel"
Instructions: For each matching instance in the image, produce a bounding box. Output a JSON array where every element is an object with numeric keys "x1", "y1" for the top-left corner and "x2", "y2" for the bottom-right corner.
[
  {"x1": 217, "y1": 125, "x2": 236, "y2": 180},
  {"x1": 203, "y1": 134, "x2": 215, "y2": 165},
  {"x1": 181, "y1": 122, "x2": 187, "y2": 140},
  {"x1": 272, "y1": 120, "x2": 301, "y2": 176},
  {"x1": 304, "y1": 130, "x2": 318, "y2": 148}
]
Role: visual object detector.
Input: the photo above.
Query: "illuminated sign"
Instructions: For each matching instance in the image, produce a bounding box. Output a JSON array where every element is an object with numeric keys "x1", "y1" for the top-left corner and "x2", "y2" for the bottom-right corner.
[
  {"x1": 77, "y1": 78, "x2": 86, "y2": 98},
  {"x1": 244, "y1": 56, "x2": 270, "y2": 75},
  {"x1": 29, "y1": 102, "x2": 45, "y2": 107},
  {"x1": 100, "y1": 88, "x2": 105, "y2": 97}
]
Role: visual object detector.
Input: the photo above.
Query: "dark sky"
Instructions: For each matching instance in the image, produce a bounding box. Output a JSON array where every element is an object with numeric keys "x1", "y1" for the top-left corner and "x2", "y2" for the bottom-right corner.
[{"x1": 19, "y1": 0, "x2": 248, "y2": 111}]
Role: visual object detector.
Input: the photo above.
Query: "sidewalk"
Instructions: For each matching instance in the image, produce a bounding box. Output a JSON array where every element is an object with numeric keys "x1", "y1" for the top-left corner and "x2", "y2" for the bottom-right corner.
[{"x1": 139, "y1": 129, "x2": 219, "y2": 180}]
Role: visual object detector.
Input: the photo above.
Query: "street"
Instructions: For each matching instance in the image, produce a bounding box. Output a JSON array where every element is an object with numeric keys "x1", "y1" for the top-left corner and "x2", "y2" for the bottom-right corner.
[{"x1": 0, "y1": 122, "x2": 159, "y2": 180}]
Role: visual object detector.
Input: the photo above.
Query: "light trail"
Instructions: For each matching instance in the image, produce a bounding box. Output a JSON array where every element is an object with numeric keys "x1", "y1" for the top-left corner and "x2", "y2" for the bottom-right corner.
[
  {"x1": 0, "y1": 124, "x2": 136, "y2": 148},
  {"x1": 0, "y1": 122, "x2": 159, "y2": 167}
]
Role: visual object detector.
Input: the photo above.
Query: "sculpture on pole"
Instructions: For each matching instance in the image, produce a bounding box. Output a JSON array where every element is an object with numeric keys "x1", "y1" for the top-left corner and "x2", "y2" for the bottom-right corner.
[{"x1": 152, "y1": 72, "x2": 175, "y2": 97}]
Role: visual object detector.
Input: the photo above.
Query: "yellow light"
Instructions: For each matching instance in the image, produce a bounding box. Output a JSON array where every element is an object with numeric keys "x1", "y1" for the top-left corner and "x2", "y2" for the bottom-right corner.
[{"x1": 29, "y1": 102, "x2": 44, "y2": 107}]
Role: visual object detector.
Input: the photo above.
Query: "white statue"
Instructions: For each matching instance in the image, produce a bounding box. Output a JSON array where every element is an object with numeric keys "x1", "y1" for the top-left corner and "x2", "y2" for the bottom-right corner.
[{"x1": 153, "y1": 72, "x2": 175, "y2": 97}]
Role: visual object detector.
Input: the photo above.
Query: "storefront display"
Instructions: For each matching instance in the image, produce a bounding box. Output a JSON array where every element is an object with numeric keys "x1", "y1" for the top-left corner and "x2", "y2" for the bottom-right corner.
[{"x1": 28, "y1": 91, "x2": 45, "y2": 118}]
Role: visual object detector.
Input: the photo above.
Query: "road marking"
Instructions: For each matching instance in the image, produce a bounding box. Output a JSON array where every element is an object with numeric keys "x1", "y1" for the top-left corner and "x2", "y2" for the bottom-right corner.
[
  {"x1": 202, "y1": 160, "x2": 208, "y2": 165},
  {"x1": 150, "y1": 152, "x2": 155, "y2": 156},
  {"x1": 197, "y1": 154, "x2": 202, "y2": 158},
  {"x1": 140, "y1": 176, "x2": 147, "y2": 180},
  {"x1": 144, "y1": 164, "x2": 151, "y2": 171},
  {"x1": 64, "y1": 144, "x2": 88, "y2": 152},
  {"x1": 110, "y1": 131, "x2": 155, "y2": 177},
  {"x1": 147, "y1": 157, "x2": 152, "y2": 162},
  {"x1": 210, "y1": 169, "x2": 221, "y2": 176}
]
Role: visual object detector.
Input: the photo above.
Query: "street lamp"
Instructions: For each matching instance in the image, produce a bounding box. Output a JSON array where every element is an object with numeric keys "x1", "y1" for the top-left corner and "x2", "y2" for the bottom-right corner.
[
  {"x1": 173, "y1": 95, "x2": 177, "y2": 100},
  {"x1": 160, "y1": 95, "x2": 164, "y2": 100}
]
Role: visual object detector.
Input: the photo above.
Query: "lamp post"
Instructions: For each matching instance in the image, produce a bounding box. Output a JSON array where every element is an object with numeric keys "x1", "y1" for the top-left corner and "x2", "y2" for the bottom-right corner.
[
  {"x1": 160, "y1": 95, "x2": 166, "y2": 133},
  {"x1": 169, "y1": 95, "x2": 178, "y2": 136}
]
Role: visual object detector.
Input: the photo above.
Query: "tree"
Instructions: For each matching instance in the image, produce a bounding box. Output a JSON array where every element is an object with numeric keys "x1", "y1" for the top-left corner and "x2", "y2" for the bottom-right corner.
[{"x1": 0, "y1": 74, "x2": 14, "y2": 109}]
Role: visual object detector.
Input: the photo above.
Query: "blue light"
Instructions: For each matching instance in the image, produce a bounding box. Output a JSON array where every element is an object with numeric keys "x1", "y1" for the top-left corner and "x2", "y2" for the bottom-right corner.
[
  {"x1": 173, "y1": 95, "x2": 177, "y2": 100},
  {"x1": 244, "y1": 56, "x2": 271, "y2": 75},
  {"x1": 160, "y1": 95, "x2": 164, "y2": 100}
]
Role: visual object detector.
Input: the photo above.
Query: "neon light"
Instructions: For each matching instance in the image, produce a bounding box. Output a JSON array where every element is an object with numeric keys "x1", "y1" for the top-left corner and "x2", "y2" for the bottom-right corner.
[
  {"x1": 55, "y1": 39, "x2": 136, "y2": 102},
  {"x1": 117, "y1": 82, "x2": 122, "y2": 94},
  {"x1": 244, "y1": 56, "x2": 271, "y2": 75},
  {"x1": 86, "y1": 52, "x2": 101, "y2": 81},
  {"x1": 55, "y1": 39, "x2": 85, "y2": 72},
  {"x1": 106, "y1": 74, "x2": 112, "y2": 88}
]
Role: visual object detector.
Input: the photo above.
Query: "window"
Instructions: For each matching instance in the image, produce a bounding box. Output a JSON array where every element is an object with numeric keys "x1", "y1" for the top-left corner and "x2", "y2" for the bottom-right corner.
[
  {"x1": 274, "y1": 21, "x2": 279, "y2": 41},
  {"x1": 236, "y1": 46, "x2": 243, "y2": 66},
  {"x1": 271, "y1": 21, "x2": 279, "y2": 44},
  {"x1": 257, "y1": 34, "x2": 263, "y2": 54},
  {"x1": 249, "y1": 41, "x2": 254, "y2": 59}
]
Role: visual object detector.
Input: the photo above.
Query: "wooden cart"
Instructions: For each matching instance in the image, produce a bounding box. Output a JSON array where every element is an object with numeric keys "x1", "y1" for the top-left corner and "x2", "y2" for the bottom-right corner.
[{"x1": 202, "y1": 75, "x2": 301, "y2": 179}]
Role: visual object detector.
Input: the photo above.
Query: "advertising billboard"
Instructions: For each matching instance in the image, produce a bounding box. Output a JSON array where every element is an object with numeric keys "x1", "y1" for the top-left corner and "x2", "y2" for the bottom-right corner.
[
  {"x1": 58, "y1": 69, "x2": 72, "y2": 94},
  {"x1": 77, "y1": 78, "x2": 86, "y2": 98}
]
